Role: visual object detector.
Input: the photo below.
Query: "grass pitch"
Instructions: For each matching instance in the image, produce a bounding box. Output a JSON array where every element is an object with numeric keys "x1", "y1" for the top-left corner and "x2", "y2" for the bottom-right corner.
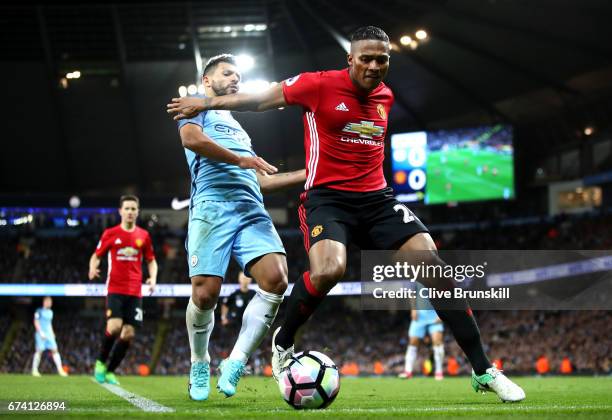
[
  {"x1": 426, "y1": 149, "x2": 514, "y2": 204},
  {"x1": 0, "y1": 374, "x2": 610, "y2": 419}
]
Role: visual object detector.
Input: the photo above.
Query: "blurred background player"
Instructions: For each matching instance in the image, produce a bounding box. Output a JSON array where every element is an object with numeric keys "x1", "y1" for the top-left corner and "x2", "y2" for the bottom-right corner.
[
  {"x1": 167, "y1": 26, "x2": 525, "y2": 403},
  {"x1": 177, "y1": 54, "x2": 305, "y2": 401},
  {"x1": 88, "y1": 195, "x2": 157, "y2": 385},
  {"x1": 400, "y1": 296, "x2": 445, "y2": 380},
  {"x1": 221, "y1": 272, "x2": 256, "y2": 327},
  {"x1": 31, "y1": 296, "x2": 68, "y2": 377}
]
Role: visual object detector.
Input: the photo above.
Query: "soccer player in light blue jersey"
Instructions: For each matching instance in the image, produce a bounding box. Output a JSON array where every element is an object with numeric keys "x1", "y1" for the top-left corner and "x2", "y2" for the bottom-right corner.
[
  {"x1": 400, "y1": 284, "x2": 444, "y2": 380},
  {"x1": 32, "y1": 296, "x2": 68, "y2": 377},
  {"x1": 177, "y1": 54, "x2": 305, "y2": 401}
]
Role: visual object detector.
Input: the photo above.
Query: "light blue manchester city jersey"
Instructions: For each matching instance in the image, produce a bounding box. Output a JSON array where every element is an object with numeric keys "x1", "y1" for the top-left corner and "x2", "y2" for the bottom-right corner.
[
  {"x1": 34, "y1": 308, "x2": 53, "y2": 336},
  {"x1": 177, "y1": 101, "x2": 263, "y2": 206}
]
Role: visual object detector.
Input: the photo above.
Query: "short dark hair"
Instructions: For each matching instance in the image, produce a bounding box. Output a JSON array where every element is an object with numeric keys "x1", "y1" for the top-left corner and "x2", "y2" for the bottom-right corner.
[
  {"x1": 119, "y1": 195, "x2": 139, "y2": 208},
  {"x1": 203, "y1": 54, "x2": 237, "y2": 76},
  {"x1": 350, "y1": 26, "x2": 389, "y2": 43}
]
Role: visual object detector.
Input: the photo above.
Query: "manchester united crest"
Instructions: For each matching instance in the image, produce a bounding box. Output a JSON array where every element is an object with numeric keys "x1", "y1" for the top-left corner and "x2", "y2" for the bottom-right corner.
[
  {"x1": 135, "y1": 238, "x2": 143, "y2": 248},
  {"x1": 377, "y1": 104, "x2": 387, "y2": 120},
  {"x1": 311, "y1": 225, "x2": 323, "y2": 238}
]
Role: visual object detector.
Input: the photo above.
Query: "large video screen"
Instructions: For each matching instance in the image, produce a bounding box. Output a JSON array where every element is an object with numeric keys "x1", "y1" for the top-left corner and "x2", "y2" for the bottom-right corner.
[{"x1": 391, "y1": 124, "x2": 515, "y2": 205}]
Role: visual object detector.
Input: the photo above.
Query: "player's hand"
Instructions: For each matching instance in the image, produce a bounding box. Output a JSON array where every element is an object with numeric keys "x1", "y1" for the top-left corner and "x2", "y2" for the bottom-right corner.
[
  {"x1": 238, "y1": 156, "x2": 278, "y2": 175},
  {"x1": 146, "y1": 278, "x2": 157, "y2": 295},
  {"x1": 88, "y1": 268, "x2": 100, "y2": 280},
  {"x1": 166, "y1": 97, "x2": 207, "y2": 120}
]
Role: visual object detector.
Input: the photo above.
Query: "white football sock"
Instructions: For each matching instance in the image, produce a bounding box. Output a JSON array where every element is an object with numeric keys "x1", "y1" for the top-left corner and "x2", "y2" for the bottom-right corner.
[
  {"x1": 32, "y1": 351, "x2": 41, "y2": 373},
  {"x1": 186, "y1": 298, "x2": 214, "y2": 363},
  {"x1": 433, "y1": 344, "x2": 445, "y2": 374},
  {"x1": 52, "y1": 352, "x2": 64, "y2": 373},
  {"x1": 405, "y1": 345, "x2": 417, "y2": 373},
  {"x1": 229, "y1": 289, "x2": 283, "y2": 363}
]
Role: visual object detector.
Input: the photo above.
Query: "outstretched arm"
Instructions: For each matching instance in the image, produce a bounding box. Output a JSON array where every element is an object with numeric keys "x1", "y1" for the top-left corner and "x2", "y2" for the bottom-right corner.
[
  {"x1": 257, "y1": 169, "x2": 306, "y2": 193},
  {"x1": 89, "y1": 253, "x2": 101, "y2": 280},
  {"x1": 168, "y1": 84, "x2": 287, "y2": 120},
  {"x1": 180, "y1": 124, "x2": 277, "y2": 175}
]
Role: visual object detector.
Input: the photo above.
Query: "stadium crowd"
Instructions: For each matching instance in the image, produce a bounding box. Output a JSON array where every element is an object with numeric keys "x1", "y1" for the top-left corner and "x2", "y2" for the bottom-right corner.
[
  {"x1": 0, "y1": 306, "x2": 609, "y2": 376},
  {"x1": 0, "y1": 211, "x2": 610, "y2": 376},
  {"x1": 0, "y1": 314, "x2": 154, "y2": 376},
  {"x1": 2, "y1": 212, "x2": 612, "y2": 284}
]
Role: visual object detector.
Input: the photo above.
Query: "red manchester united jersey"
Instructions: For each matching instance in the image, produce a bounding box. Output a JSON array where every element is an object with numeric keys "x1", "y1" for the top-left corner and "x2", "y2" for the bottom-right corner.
[
  {"x1": 95, "y1": 224, "x2": 155, "y2": 297},
  {"x1": 282, "y1": 68, "x2": 394, "y2": 192}
]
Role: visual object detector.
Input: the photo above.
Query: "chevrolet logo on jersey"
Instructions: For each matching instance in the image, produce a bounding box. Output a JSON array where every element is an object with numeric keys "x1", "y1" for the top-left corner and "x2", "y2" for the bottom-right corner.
[
  {"x1": 117, "y1": 247, "x2": 139, "y2": 257},
  {"x1": 342, "y1": 121, "x2": 384, "y2": 139}
]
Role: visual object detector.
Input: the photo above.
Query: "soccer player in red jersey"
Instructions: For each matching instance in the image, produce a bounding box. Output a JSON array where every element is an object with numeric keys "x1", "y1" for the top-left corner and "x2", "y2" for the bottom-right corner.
[
  {"x1": 167, "y1": 26, "x2": 525, "y2": 402},
  {"x1": 88, "y1": 195, "x2": 157, "y2": 384}
]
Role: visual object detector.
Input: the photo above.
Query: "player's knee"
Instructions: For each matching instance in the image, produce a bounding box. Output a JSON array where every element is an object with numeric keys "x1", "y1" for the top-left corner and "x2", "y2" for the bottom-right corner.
[
  {"x1": 120, "y1": 326, "x2": 135, "y2": 341},
  {"x1": 192, "y1": 281, "x2": 220, "y2": 309},
  {"x1": 409, "y1": 337, "x2": 420, "y2": 346},
  {"x1": 310, "y1": 263, "x2": 345, "y2": 292},
  {"x1": 259, "y1": 264, "x2": 288, "y2": 295},
  {"x1": 107, "y1": 321, "x2": 122, "y2": 336}
]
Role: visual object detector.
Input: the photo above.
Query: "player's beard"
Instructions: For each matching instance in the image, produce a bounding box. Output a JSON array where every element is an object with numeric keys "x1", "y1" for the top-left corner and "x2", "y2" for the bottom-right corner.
[{"x1": 211, "y1": 80, "x2": 238, "y2": 97}]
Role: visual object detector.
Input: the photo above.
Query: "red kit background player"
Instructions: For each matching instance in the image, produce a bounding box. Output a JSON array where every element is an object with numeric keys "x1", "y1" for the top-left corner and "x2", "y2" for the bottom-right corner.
[{"x1": 88, "y1": 195, "x2": 157, "y2": 384}]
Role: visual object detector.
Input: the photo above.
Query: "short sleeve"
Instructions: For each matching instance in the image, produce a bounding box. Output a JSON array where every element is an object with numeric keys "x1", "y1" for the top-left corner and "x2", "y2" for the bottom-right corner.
[
  {"x1": 282, "y1": 72, "x2": 321, "y2": 112},
  {"x1": 34, "y1": 310, "x2": 40, "y2": 320},
  {"x1": 95, "y1": 230, "x2": 111, "y2": 257},
  {"x1": 144, "y1": 233, "x2": 155, "y2": 262},
  {"x1": 177, "y1": 95, "x2": 207, "y2": 131}
]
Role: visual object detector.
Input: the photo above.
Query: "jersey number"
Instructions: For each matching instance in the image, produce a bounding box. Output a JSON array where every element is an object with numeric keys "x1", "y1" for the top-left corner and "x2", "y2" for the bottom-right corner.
[
  {"x1": 393, "y1": 204, "x2": 415, "y2": 224},
  {"x1": 134, "y1": 308, "x2": 143, "y2": 322}
]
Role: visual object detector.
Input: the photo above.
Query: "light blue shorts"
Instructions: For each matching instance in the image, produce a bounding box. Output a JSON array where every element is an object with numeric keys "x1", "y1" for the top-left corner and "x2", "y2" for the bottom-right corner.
[
  {"x1": 187, "y1": 201, "x2": 285, "y2": 278},
  {"x1": 408, "y1": 321, "x2": 444, "y2": 339},
  {"x1": 35, "y1": 333, "x2": 57, "y2": 351}
]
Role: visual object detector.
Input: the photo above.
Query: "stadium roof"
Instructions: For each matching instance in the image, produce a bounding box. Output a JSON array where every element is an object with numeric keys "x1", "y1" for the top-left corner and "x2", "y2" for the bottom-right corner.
[{"x1": 1, "y1": 0, "x2": 611, "y2": 194}]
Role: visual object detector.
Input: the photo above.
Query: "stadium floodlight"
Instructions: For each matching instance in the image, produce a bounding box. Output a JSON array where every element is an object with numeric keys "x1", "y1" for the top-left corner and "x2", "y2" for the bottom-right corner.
[
  {"x1": 197, "y1": 84, "x2": 206, "y2": 95},
  {"x1": 399, "y1": 35, "x2": 412, "y2": 46},
  {"x1": 66, "y1": 71, "x2": 81, "y2": 79},
  {"x1": 69, "y1": 196, "x2": 81, "y2": 209},
  {"x1": 409, "y1": 40, "x2": 419, "y2": 50},
  {"x1": 255, "y1": 24, "x2": 267, "y2": 31},
  {"x1": 584, "y1": 126, "x2": 594, "y2": 136},
  {"x1": 223, "y1": 25, "x2": 232, "y2": 32},
  {"x1": 178, "y1": 86, "x2": 187, "y2": 97},
  {"x1": 415, "y1": 29, "x2": 428, "y2": 40},
  {"x1": 235, "y1": 54, "x2": 255, "y2": 72},
  {"x1": 187, "y1": 84, "x2": 198, "y2": 95},
  {"x1": 244, "y1": 24, "x2": 255, "y2": 32}
]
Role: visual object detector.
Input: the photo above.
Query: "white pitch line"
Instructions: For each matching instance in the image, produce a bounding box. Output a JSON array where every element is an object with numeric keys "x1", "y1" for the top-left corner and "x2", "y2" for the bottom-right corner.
[{"x1": 93, "y1": 379, "x2": 174, "y2": 413}]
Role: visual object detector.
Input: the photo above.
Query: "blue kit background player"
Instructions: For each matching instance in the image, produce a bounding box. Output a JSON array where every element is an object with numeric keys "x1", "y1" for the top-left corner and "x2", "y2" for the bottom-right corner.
[
  {"x1": 177, "y1": 53, "x2": 305, "y2": 401},
  {"x1": 32, "y1": 296, "x2": 68, "y2": 377},
  {"x1": 401, "y1": 285, "x2": 445, "y2": 380}
]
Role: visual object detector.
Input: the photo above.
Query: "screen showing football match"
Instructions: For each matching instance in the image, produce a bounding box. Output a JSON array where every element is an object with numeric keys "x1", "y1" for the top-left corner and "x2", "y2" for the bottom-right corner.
[{"x1": 391, "y1": 124, "x2": 515, "y2": 205}]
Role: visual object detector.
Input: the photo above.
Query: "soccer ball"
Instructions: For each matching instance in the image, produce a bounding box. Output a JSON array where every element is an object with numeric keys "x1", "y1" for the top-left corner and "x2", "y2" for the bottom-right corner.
[{"x1": 278, "y1": 351, "x2": 340, "y2": 409}]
